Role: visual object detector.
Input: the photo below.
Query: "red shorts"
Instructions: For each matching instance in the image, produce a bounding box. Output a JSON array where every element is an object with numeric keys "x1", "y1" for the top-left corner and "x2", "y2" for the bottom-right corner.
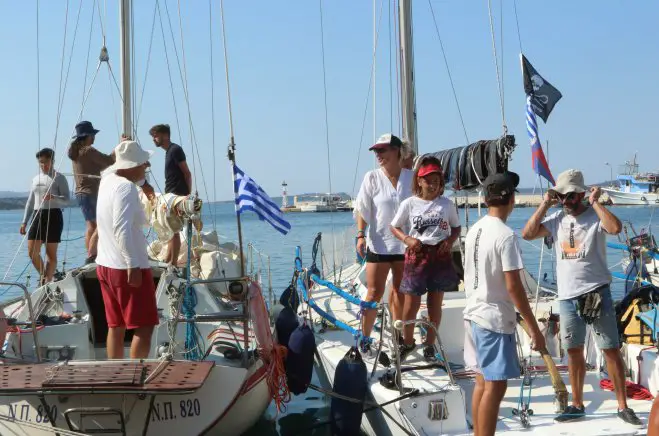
[{"x1": 96, "y1": 266, "x2": 159, "y2": 329}]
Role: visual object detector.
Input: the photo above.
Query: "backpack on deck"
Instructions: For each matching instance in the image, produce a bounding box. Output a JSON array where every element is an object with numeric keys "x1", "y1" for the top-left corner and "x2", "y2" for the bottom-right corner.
[{"x1": 616, "y1": 285, "x2": 659, "y2": 345}]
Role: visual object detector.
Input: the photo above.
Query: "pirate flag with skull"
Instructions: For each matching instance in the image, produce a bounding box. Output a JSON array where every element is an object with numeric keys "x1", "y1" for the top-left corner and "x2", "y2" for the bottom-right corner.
[{"x1": 521, "y1": 54, "x2": 562, "y2": 123}]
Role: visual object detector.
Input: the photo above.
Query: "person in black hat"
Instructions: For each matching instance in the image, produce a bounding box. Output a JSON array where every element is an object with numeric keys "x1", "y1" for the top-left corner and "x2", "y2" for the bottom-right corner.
[
  {"x1": 68, "y1": 121, "x2": 115, "y2": 264},
  {"x1": 463, "y1": 171, "x2": 545, "y2": 436}
]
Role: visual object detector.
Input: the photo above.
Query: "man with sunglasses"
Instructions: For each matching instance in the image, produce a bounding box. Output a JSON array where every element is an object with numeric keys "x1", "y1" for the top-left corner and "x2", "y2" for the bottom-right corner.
[{"x1": 522, "y1": 169, "x2": 642, "y2": 427}]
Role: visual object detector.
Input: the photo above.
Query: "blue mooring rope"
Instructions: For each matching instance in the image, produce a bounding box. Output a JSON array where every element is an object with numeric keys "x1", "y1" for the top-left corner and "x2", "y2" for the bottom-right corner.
[{"x1": 182, "y1": 285, "x2": 203, "y2": 360}]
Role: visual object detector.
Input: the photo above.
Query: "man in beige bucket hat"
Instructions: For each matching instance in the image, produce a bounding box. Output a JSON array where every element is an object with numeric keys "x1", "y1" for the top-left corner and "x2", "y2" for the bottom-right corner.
[
  {"x1": 522, "y1": 169, "x2": 642, "y2": 427},
  {"x1": 96, "y1": 141, "x2": 159, "y2": 360}
]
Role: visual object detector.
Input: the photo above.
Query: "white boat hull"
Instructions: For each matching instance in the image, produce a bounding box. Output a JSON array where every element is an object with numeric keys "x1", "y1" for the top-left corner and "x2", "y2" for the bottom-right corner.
[
  {"x1": 602, "y1": 188, "x2": 659, "y2": 206},
  {"x1": 299, "y1": 204, "x2": 336, "y2": 212},
  {"x1": 0, "y1": 360, "x2": 269, "y2": 436}
]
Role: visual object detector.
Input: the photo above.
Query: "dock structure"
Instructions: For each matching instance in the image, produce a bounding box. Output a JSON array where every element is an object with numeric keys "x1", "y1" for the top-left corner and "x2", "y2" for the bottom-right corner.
[
  {"x1": 452, "y1": 192, "x2": 611, "y2": 208},
  {"x1": 282, "y1": 193, "x2": 612, "y2": 212}
]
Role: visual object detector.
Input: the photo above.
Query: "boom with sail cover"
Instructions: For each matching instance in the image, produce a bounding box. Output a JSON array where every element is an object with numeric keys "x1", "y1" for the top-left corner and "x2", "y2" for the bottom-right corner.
[{"x1": 422, "y1": 135, "x2": 516, "y2": 191}]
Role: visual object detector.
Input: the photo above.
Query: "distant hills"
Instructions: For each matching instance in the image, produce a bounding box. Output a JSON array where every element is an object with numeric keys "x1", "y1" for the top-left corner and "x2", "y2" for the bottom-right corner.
[
  {"x1": 0, "y1": 182, "x2": 618, "y2": 211},
  {"x1": 0, "y1": 192, "x2": 75, "y2": 211},
  {"x1": 0, "y1": 191, "x2": 28, "y2": 199}
]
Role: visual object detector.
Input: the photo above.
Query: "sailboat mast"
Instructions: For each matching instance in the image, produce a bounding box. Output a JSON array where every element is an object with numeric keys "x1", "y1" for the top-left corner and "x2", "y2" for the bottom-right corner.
[
  {"x1": 398, "y1": 0, "x2": 418, "y2": 153},
  {"x1": 119, "y1": 0, "x2": 132, "y2": 137}
]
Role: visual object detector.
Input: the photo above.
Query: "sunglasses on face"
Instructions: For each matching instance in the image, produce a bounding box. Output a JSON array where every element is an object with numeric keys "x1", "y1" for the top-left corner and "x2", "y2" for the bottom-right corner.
[
  {"x1": 554, "y1": 192, "x2": 578, "y2": 202},
  {"x1": 373, "y1": 147, "x2": 394, "y2": 154}
]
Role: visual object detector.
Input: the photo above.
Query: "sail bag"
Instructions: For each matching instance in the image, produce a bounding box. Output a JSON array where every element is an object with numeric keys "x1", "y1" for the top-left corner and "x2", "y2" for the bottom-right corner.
[{"x1": 423, "y1": 135, "x2": 516, "y2": 191}]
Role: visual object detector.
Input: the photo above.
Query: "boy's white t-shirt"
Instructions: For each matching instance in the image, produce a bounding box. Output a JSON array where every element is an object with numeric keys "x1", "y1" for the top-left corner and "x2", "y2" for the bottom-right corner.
[
  {"x1": 391, "y1": 195, "x2": 460, "y2": 245},
  {"x1": 463, "y1": 215, "x2": 524, "y2": 334}
]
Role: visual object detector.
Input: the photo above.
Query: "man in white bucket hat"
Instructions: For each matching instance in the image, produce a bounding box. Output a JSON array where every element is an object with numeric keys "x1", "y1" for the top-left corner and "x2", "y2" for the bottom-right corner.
[
  {"x1": 95, "y1": 141, "x2": 159, "y2": 360},
  {"x1": 522, "y1": 169, "x2": 642, "y2": 427}
]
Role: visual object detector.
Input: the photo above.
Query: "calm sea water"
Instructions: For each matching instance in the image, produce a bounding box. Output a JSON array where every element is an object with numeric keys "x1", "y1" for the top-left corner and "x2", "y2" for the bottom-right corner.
[{"x1": 0, "y1": 203, "x2": 655, "y2": 435}]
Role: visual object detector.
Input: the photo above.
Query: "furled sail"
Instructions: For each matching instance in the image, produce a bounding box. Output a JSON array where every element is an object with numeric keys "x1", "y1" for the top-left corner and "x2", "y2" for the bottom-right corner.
[{"x1": 422, "y1": 135, "x2": 516, "y2": 191}]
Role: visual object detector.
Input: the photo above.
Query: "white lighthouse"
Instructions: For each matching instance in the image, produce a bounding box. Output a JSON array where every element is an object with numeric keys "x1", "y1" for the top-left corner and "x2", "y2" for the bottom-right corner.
[{"x1": 282, "y1": 181, "x2": 288, "y2": 208}]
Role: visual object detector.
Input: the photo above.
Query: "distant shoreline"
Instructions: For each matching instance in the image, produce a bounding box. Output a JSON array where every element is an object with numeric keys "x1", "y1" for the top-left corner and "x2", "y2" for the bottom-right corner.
[{"x1": 0, "y1": 197, "x2": 235, "y2": 211}]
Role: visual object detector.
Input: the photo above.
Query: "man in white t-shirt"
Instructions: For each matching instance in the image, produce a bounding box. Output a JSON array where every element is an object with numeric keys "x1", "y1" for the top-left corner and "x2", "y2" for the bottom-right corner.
[
  {"x1": 464, "y1": 172, "x2": 545, "y2": 436},
  {"x1": 522, "y1": 169, "x2": 642, "y2": 427},
  {"x1": 96, "y1": 141, "x2": 159, "y2": 360}
]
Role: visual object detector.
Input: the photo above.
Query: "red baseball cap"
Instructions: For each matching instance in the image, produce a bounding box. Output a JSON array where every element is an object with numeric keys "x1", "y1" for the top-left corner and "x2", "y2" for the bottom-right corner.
[{"x1": 417, "y1": 163, "x2": 442, "y2": 178}]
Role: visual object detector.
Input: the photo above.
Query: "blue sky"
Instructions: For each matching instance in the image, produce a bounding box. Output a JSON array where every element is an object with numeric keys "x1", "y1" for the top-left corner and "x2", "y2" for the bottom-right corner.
[{"x1": 0, "y1": 1, "x2": 657, "y2": 201}]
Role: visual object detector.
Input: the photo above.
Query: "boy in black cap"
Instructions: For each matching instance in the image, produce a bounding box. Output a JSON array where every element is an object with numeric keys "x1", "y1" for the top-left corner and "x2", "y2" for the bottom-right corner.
[{"x1": 463, "y1": 171, "x2": 545, "y2": 436}]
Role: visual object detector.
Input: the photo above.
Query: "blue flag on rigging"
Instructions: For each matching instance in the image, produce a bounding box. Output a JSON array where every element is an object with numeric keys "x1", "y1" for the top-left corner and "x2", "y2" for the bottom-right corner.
[{"x1": 233, "y1": 165, "x2": 291, "y2": 235}]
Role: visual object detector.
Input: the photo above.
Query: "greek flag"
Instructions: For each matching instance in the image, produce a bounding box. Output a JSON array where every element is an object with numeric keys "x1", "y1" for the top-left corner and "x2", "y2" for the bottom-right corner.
[
  {"x1": 233, "y1": 165, "x2": 291, "y2": 235},
  {"x1": 526, "y1": 95, "x2": 555, "y2": 185}
]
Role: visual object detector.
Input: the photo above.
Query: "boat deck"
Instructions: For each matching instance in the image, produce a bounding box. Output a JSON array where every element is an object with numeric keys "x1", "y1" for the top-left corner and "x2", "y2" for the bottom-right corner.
[
  {"x1": 310, "y1": 269, "x2": 654, "y2": 435},
  {"x1": 0, "y1": 360, "x2": 214, "y2": 394}
]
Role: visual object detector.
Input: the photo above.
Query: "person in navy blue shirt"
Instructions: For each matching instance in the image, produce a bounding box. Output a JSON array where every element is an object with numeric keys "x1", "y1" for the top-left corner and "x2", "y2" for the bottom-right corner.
[{"x1": 149, "y1": 124, "x2": 192, "y2": 265}]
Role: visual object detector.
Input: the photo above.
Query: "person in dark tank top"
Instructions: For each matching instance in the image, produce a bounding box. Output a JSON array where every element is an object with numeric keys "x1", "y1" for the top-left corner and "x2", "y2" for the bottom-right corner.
[{"x1": 149, "y1": 124, "x2": 192, "y2": 266}]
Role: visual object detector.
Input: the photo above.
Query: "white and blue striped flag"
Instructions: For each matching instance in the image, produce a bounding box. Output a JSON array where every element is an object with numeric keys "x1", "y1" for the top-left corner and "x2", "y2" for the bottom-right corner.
[{"x1": 233, "y1": 165, "x2": 291, "y2": 235}]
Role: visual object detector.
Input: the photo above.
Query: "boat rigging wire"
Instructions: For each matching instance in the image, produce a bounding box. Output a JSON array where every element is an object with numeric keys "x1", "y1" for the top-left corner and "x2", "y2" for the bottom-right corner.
[
  {"x1": 512, "y1": 0, "x2": 524, "y2": 54},
  {"x1": 373, "y1": 0, "x2": 379, "y2": 144},
  {"x1": 427, "y1": 0, "x2": 469, "y2": 145},
  {"x1": 174, "y1": 0, "x2": 200, "y2": 193},
  {"x1": 350, "y1": 0, "x2": 386, "y2": 197},
  {"x1": 486, "y1": 0, "x2": 507, "y2": 133},
  {"x1": 173, "y1": 1, "x2": 215, "y2": 225},
  {"x1": 155, "y1": 0, "x2": 183, "y2": 149},
  {"x1": 36, "y1": 0, "x2": 41, "y2": 148},
  {"x1": 219, "y1": 0, "x2": 235, "y2": 143},
  {"x1": 318, "y1": 0, "x2": 337, "y2": 278},
  {"x1": 53, "y1": 0, "x2": 72, "y2": 149},
  {"x1": 62, "y1": 0, "x2": 100, "y2": 271},
  {"x1": 134, "y1": 1, "x2": 159, "y2": 135},
  {"x1": 208, "y1": 0, "x2": 218, "y2": 229}
]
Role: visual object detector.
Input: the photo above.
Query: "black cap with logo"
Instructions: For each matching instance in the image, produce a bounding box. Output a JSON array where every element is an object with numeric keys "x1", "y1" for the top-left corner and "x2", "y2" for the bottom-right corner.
[{"x1": 483, "y1": 171, "x2": 520, "y2": 200}]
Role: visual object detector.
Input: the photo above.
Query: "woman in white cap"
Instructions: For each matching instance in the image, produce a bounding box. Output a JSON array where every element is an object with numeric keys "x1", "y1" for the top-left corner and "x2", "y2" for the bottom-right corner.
[{"x1": 354, "y1": 133, "x2": 413, "y2": 353}]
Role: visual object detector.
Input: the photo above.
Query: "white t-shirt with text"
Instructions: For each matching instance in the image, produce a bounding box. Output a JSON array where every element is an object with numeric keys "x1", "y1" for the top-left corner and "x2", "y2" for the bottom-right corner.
[
  {"x1": 542, "y1": 207, "x2": 611, "y2": 300},
  {"x1": 463, "y1": 215, "x2": 524, "y2": 334},
  {"x1": 391, "y1": 195, "x2": 460, "y2": 245}
]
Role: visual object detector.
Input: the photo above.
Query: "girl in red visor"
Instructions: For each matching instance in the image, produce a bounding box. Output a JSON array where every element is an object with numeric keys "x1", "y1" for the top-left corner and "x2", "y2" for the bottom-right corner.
[{"x1": 390, "y1": 156, "x2": 461, "y2": 362}]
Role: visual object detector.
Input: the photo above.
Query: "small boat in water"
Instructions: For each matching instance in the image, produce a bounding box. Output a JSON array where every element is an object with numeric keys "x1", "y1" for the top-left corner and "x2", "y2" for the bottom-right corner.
[{"x1": 602, "y1": 155, "x2": 659, "y2": 206}]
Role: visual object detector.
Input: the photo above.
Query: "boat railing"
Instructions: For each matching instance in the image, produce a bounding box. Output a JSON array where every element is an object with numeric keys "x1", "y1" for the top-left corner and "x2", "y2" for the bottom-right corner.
[
  {"x1": 294, "y1": 248, "x2": 374, "y2": 344},
  {"x1": 246, "y1": 243, "x2": 274, "y2": 305},
  {"x1": 0, "y1": 281, "x2": 41, "y2": 362}
]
